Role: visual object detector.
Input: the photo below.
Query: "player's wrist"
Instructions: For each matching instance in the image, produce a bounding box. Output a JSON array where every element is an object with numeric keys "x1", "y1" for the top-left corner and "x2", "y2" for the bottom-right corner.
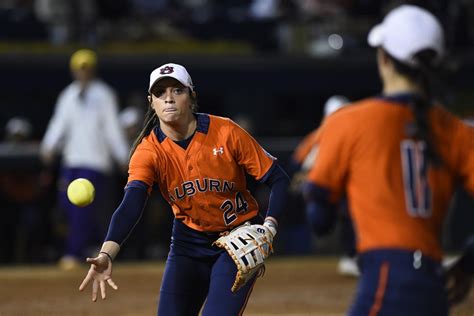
[
  {"x1": 263, "y1": 217, "x2": 278, "y2": 238},
  {"x1": 99, "y1": 251, "x2": 114, "y2": 262}
]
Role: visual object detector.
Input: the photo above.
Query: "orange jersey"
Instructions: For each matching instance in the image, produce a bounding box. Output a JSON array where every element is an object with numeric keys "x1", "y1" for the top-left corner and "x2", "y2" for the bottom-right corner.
[
  {"x1": 128, "y1": 113, "x2": 275, "y2": 232},
  {"x1": 293, "y1": 128, "x2": 321, "y2": 164},
  {"x1": 307, "y1": 97, "x2": 474, "y2": 260}
]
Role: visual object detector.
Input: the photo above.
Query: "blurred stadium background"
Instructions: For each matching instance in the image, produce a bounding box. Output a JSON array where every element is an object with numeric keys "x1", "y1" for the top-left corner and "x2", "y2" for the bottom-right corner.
[{"x1": 0, "y1": 0, "x2": 474, "y2": 308}]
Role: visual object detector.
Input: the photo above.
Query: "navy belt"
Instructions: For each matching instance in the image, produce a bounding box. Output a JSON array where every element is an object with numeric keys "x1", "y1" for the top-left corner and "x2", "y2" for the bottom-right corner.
[{"x1": 359, "y1": 249, "x2": 443, "y2": 276}]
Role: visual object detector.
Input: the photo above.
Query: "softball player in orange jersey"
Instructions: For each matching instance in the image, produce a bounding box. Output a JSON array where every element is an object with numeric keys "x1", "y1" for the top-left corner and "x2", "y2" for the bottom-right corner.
[
  {"x1": 292, "y1": 96, "x2": 349, "y2": 173},
  {"x1": 290, "y1": 96, "x2": 359, "y2": 275},
  {"x1": 79, "y1": 63, "x2": 290, "y2": 315},
  {"x1": 304, "y1": 5, "x2": 474, "y2": 315}
]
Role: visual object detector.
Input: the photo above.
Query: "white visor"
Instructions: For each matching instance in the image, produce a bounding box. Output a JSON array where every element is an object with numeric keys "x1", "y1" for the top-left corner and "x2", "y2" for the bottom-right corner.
[
  {"x1": 148, "y1": 63, "x2": 194, "y2": 93},
  {"x1": 368, "y1": 5, "x2": 444, "y2": 66}
]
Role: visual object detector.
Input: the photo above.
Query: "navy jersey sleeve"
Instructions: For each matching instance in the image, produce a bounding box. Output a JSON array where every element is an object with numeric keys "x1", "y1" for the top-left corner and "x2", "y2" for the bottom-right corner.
[
  {"x1": 303, "y1": 182, "x2": 338, "y2": 236},
  {"x1": 105, "y1": 180, "x2": 149, "y2": 245},
  {"x1": 459, "y1": 235, "x2": 474, "y2": 274},
  {"x1": 260, "y1": 161, "x2": 290, "y2": 223}
]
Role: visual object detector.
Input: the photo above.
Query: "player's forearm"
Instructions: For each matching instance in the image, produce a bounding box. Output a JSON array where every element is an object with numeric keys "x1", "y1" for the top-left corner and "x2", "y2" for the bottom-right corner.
[
  {"x1": 303, "y1": 182, "x2": 338, "y2": 236},
  {"x1": 262, "y1": 163, "x2": 290, "y2": 223},
  {"x1": 104, "y1": 183, "x2": 148, "y2": 246}
]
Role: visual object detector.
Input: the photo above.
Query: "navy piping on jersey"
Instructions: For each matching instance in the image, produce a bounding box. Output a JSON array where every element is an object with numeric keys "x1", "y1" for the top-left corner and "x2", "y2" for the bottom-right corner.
[
  {"x1": 155, "y1": 113, "x2": 210, "y2": 143},
  {"x1": 196, "y1": 112, "x2": 210, "y2": 133},
  {"x1": 125, "y1": 179, "x2": 149, "y2": 191}
]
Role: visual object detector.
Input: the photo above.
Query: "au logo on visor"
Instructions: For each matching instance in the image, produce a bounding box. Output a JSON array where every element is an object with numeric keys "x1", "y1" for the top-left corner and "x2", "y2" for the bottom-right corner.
[{"x1": 160, "y1": 66, "x2": 174, "y2": 75}]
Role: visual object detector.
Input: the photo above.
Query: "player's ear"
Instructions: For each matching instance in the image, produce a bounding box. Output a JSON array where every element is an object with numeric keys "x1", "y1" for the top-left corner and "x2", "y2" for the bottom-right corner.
[
  {"x1": 378, "y1": 48, "x2": 391, "y2": 66},
  {"x1": 147, "y1": 95, "x2": 152, "y2": 104},
  {"x1": 191, "y1": 91, "x2": 197, "y2": 99}
]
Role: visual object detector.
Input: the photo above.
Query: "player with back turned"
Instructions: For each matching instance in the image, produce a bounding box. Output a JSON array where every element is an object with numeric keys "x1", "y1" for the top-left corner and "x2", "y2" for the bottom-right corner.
[
  {"x1": 78, "y1": 63, "x2": 290, "y2": 315},
  {"x1": 304, "y1": 5, "x2": 474, "y2": 315}
]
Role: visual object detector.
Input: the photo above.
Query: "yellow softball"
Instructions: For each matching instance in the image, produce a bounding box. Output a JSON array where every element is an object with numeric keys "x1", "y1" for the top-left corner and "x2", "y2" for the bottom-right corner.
[{"x1": 67, "y1": 178, "x2": 95, "y2": 207}]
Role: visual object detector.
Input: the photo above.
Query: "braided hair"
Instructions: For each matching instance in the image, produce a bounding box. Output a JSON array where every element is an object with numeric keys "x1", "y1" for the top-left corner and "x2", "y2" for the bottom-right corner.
[{"x1": 387, "y1": 49, "x2": 445, "y2": 172}]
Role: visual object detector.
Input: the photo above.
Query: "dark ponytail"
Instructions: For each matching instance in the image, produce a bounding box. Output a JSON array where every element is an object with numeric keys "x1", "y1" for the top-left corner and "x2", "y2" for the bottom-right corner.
[
  {"x1": 129, "y1": 104, "x2": 158, "y2": 159},
  {"x1": 389, "y1": 49, "x2": 444, "y2": 171}
]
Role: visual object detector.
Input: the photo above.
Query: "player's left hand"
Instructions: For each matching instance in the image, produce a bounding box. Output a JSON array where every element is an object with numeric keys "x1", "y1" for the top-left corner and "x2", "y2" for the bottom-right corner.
[
  {"x1": 445, "y1": 259, "x2": 472, "y2": 306},
  {"x1": 214, "y1": 218, "x2": 277, "y2": 292},
  {"x1": 79, "y1": 253, "x2": 118, "y2": 302}
]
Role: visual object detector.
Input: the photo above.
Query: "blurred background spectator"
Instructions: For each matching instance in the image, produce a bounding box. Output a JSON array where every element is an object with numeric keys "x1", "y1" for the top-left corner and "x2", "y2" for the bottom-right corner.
[{"x1": 40, "y1": 49, "x2": 129, "y2": 270}]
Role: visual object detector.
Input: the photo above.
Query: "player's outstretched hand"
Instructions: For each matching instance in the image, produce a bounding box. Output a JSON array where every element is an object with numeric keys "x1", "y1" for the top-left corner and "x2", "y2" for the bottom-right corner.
[
  {"x1": 445, "y1": 259, "x2": 472, "y2": 306},
  {"x1": 79, "y1": 253, "x2": 118, "y2": 302}
]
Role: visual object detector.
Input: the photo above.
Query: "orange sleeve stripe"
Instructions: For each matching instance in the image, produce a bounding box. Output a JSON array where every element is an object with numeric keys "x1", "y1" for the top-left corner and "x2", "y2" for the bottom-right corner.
[{"x1": 369, "y1": 262, "x2": 390, "y2": 316}]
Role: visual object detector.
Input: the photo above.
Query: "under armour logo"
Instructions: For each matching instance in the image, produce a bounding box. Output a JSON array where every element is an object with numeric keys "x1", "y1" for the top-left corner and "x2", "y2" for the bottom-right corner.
[
  {"x1": 160, "y1": 66, "x2": 174, "y2": 75},
  {"x1": 213, "y1": 147, "x2": 224, "y2": 155}
]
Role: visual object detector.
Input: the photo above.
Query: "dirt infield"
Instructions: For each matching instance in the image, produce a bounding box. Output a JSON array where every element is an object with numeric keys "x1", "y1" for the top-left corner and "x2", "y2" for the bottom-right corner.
[{"x1": 0, "y1": 256, "x2": 472, "y2": 316}]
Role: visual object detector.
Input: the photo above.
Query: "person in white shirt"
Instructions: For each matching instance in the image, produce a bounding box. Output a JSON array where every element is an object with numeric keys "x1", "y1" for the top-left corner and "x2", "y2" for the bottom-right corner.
[{"x1": 40, "y1": 49, "x2": 129, "y2": 270}]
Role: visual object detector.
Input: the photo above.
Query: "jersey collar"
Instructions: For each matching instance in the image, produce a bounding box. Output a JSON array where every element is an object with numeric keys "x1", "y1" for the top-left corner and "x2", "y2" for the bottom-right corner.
[
  {"x1": 377, "y1": 92, "x2": 424, "y2": 105},
  {"x1": 154, "y1": 113, "x2": 210, "y2": 143}
]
